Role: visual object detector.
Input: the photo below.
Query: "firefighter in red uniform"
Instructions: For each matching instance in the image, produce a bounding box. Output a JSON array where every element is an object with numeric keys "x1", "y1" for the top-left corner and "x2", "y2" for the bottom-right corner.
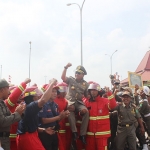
[
  {"x1": 84, "y1": 82, "x2": 117, "y2": 150},
  {"x1": 54, "y1": 82, "x2": 68, "y2": 150},
  {"x1": 5, "y1": 78, "x2": 31, "y2": 150},
  {"x1": 65, "y1": 118, "x2": 72, "y2": 149}
]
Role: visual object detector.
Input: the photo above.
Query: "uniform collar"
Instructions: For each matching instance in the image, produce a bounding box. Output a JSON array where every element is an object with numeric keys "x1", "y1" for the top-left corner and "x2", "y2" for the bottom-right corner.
[
  {"x1": 47, "y1": 101, "x2": 54, "y2": 105},
  {"x1": 122, "y1": 102, "x2": 132, "y2": 108},
  {"x1": 75, "y1": 78, "x2": 84, "y2": 83}
]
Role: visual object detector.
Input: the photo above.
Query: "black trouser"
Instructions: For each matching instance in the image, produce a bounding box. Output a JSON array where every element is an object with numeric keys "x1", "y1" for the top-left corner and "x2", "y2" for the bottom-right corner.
[
  {"x1": 108, "y1": 112, "x2": 118, "y2": 150},
  {"x1": 38, "y1": 132, "x2": 58, "y2": 150},
  {"x1": 136, "y1": 125, "x2": 147, "y2": 147},
  {"x1": 144, "y1": 117, "x2": 150, "y2": 136}
]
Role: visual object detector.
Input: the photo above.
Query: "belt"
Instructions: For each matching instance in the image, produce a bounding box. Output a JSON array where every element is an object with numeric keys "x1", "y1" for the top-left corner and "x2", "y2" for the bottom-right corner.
[
  {"x1": 0, "y1": 132, "x2": 10, "y2": 137},
  {"x1": 118, "y1": 123, "x2": 133, "y2": 127}
]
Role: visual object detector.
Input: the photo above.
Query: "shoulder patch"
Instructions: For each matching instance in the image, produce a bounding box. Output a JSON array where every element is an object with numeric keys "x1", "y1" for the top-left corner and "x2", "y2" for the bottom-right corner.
[{"x1": 70, "y1": 76, "x2": 75, "y2": 80}]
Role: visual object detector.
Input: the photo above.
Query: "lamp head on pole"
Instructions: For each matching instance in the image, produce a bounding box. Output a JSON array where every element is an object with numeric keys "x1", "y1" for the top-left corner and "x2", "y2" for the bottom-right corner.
[{"x1": 67, "y1": 3, "x2": 72, "y2": 6}]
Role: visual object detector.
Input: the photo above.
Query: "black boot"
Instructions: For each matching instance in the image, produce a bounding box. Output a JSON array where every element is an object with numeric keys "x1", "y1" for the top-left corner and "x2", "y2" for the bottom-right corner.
[
  {"x1": 79, "y1": 135, "x2": 87, "y2": 144},
  {"x1": 72, "y1": 132, "x2": 78, "y2": 140}
]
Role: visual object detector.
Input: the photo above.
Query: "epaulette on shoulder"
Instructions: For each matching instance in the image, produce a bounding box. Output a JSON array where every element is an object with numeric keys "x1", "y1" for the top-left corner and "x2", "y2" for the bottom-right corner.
[
  {"x1": 82, "y1": 79, "x2": 87, "y2": 83},
  {"x1": 83, "y1": 80, "x2": 88, "y2": 84},
  {"x1": 69, "y1": 76, "x2": 75, "y2": 80},
  {"x1": 82, "y1": 80, "x2": 88, "y2": 86}
]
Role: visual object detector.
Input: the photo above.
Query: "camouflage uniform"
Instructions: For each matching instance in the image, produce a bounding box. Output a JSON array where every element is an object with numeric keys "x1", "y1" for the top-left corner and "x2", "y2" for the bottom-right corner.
[{"x1": 115, "y1": 102, "x2": 141, "y2": 150}]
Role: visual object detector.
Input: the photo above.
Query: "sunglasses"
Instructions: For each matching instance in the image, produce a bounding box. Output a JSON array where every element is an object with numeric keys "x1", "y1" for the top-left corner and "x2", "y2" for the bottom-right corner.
[{"x1": 75, "y1": 71, "x2": 82, "y2": 75}]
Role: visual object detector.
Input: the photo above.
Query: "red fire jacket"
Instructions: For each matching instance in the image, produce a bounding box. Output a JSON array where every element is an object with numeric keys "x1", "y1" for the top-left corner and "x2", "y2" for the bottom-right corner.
[
  {"x1": 54, "y1": 97, "x2": 68, "y2": 130},
  {"x1": 85, "y1": 92, "x2": 116, "y2": 138},
  {"x1": 5, "y1": 82, "x2": 26, "y2": 140},
  {"x1": 54, "y1": 97, "x2": 68, "y2": 150}
]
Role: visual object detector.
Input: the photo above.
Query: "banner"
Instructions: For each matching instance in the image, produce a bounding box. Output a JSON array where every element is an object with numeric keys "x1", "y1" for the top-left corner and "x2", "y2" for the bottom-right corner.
[{"x1": 128, "y1": 71, "x2": 143, "y2": 88}]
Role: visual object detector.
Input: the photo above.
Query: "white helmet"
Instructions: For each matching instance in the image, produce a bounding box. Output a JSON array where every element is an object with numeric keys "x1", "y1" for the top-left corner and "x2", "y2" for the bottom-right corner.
[
  {"x1": 143, "y1": 86, "x2": 150, "y2": 96},
  {"x1": 88, "y1": 83, "x2": 101, "y2": 91}
]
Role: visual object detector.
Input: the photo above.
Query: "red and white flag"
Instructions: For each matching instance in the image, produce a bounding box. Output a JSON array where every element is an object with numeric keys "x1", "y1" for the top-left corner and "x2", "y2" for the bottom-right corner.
[{"x1": 8, "y1": 75, "x2": 12, "y2": 83}]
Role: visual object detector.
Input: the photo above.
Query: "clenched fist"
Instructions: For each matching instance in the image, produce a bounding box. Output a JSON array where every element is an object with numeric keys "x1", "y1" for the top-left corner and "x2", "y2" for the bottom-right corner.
[
  {"x1": 24, "y1": 78, "x2": 31, "y2": 84},
  {"x1": 49, "y1": 78, "x2": 57, "y2": 85},
  {"x1": 65, "y1": 63, "x2": 72, "y2": 69}
]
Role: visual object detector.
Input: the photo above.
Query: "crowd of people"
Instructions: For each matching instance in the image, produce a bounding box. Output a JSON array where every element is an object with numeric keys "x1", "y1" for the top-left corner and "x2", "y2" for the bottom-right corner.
[{"x1": 0, "y1": 63, "x2": 150, "y2": 150}]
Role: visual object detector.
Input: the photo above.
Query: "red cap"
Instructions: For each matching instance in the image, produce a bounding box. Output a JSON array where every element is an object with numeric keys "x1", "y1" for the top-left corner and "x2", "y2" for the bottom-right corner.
[
  {"x1": 23, "y1": 86, "x2": 37, "y2": 98},
  {"x1": 56, "y1": 82, "x2": 68, "y2": 92},
  {"x1": 41, "y1": 84, "x2": 48, "y2": 92},
  {"x1": 45, "y1": 84, "x2": 59, "y2": 91},
  {"x1": 34, "y1": 88, "x2": 43, "y2": 97}
]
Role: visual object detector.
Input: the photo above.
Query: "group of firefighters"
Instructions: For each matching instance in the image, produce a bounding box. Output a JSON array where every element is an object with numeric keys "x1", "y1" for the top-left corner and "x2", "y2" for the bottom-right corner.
[{"x1": 0, "y1": 63, "x2": 150, "y2": 150}]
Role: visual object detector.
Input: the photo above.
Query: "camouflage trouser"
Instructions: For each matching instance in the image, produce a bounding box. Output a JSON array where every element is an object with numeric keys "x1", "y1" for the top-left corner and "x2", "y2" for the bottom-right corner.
[
  {"x1": 68, "y1": 101, "x2": 89, "y2": 135},
  {"x1": 0, "y1": 137, "x2": 10, "y2": 150}
]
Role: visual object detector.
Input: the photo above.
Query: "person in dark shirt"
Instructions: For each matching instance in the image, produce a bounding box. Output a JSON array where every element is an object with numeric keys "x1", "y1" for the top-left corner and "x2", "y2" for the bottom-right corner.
[
  {"x1": 38, "y1": 84, "x2": 70, "y2": 150},
  {"x1": 17, "y1": 79, "x2": 57, "y2": 150}
]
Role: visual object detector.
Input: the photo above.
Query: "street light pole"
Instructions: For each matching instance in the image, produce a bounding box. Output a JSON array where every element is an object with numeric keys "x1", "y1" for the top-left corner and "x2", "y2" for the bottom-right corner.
[
  {"x1": 105, "y1": 50, "x2": 118, "y2": 75},
  {"x1": 67, "y1": 0, "x2": 86, "y2": 66},
  {"x1": 29, "y1": 41, "x2": 31, "y2": 85},
  {"x1": 105, "y1": 50, "x2": 118, "y2": 89}
]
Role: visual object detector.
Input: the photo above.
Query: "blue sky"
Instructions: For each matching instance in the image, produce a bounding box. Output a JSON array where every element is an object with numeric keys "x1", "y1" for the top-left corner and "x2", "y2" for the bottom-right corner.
[{"x1": 0, "y1": 0, "x2": 150, "y2": 88}]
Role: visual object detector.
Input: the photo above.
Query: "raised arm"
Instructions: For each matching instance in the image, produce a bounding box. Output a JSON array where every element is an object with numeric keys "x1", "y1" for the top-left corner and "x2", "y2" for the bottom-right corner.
[
  {"x1": 38, "y1": 79, "x2": 57, "y2": 108},
  {"x1": 134, "y1": 84, "x2": 140, "y2": 106},
  {"x1": 61, "y1": 63, "x2": 72, "y2": 82},
  {"x1": 105, "y1": 87, "x2": 118, "y2": 110},
  {"x1": 5, "y1": 78, "x2": 31, "y2": 111}
]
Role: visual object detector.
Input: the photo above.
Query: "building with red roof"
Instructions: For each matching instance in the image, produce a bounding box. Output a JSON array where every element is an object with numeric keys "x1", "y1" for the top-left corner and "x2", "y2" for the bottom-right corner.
[{"x1": 121, "y1": 50, "x2": 150, "y2": 86}]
